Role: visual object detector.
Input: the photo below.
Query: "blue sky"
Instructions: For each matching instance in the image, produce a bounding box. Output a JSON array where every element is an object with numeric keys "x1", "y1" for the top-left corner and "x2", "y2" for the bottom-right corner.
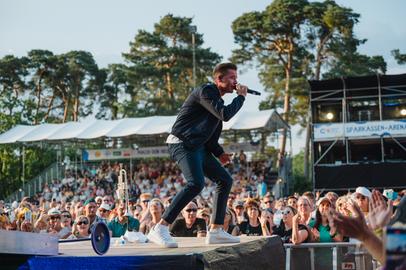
[{"x1": 1, "y1": 0, "x2": 405, "y2": 153}]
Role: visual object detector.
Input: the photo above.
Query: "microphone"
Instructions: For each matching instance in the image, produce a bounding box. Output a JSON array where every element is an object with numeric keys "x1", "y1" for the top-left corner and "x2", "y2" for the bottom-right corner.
[{"x1": 247, "y1": 88, "x2": 261, "y2": 96}]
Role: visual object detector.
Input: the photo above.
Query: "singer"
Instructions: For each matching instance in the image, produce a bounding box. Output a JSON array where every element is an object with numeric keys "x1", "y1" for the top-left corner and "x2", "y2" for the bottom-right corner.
[{"x1": 147, "y1": 62, "x2": 247, "y2": 248}]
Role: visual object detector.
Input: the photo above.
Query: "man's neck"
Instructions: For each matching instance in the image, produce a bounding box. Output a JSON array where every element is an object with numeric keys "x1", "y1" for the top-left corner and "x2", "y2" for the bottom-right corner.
[{"x1": 118, "y1": 216, "x2": 127, "y2": 223}]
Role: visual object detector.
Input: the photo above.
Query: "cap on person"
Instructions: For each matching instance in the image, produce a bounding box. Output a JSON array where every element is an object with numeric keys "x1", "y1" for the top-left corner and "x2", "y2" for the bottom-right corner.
[
  {"x1": 48, "y1": 208, "x2": 61, "y2": 216},
  {"x1": 83, "y1": 198, "x2": 96, "y2": 206},
  {"x1": 316, "y1": 197, "x2": 332, "y2": 206},
  {"x1": 95, "y1": 196, "x2": 103, "y2": 203},
  {"x1": 233, "y1": 201, "x2": 244, "y2": 208},
  {"x1": 354, "y1": 187, "x2": 372, "y2": 198},
  {"x1": 98, "y1": 203, "x2": 111, "y2": 211}
]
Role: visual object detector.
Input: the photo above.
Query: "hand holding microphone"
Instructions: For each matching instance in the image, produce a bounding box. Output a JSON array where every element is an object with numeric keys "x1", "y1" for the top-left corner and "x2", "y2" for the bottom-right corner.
[
  {"x1": 235, "y1": 84, "x2": 248, "y2": 97},
  {"x1": 235, "y1": 84, "x2": 261, "y2": 96}
]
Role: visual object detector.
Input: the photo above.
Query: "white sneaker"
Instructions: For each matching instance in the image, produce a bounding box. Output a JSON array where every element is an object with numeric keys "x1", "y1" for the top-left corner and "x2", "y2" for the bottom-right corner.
[
  {"x1": 205, "y1": 228, "x2": 240, "y2": 244},
  {"x1": 147, "y1": 223, "x2": 178, "y2": 248}
]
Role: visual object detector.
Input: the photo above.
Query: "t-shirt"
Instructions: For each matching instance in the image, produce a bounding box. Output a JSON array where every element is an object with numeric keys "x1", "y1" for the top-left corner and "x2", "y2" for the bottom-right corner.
[
  {"x1": 170, "y1": 218, "x2": 206, "y2": 237},
  {"x1": 238, "y1": 221, "x2": 263, "y2": 236},
  {"x1": 107, "y1": 216, "x2": 140, "y2": 237},
  {"x1": 308, "y1": 219, "x2": 334, "y2": 242},
  {"x1": 273, "y1": 223, "x2": 309, "y2": 243}
]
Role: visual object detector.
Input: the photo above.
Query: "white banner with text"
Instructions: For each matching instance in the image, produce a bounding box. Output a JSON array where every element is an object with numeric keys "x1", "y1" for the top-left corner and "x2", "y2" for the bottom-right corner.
[{"x1": 314, "y1": 120, "x2": 406, "y2": 141}]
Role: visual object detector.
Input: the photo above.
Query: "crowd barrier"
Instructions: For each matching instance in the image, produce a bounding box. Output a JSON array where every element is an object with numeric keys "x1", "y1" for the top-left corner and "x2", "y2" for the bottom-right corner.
[{"x1": 284, "y1": 242, "x2": 378, "y2": 270}]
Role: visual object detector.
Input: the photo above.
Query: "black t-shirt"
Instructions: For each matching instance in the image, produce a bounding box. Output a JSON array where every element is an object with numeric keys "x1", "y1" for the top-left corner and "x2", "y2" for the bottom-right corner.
[
  {"x1": 273, "y1": 223, "x2": 309, "y2": 243},
  {"x1": 170, "y1": 218, "x2": 206, "y2": 237},
  {"x1": 238, "y1": 221, "x2": 263, "y2": 236}
]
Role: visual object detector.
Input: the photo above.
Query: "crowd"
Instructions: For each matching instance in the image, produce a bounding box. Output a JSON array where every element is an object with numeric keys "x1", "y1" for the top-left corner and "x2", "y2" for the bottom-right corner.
[{"x1": 0, "y1": 153, "x2": 404, "y2": 266}]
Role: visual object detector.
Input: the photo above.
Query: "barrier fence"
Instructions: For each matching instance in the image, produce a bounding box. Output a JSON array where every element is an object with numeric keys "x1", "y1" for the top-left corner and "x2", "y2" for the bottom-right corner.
[{"x1": 284, "y1": 242, "x2": 378, "y2": 270}]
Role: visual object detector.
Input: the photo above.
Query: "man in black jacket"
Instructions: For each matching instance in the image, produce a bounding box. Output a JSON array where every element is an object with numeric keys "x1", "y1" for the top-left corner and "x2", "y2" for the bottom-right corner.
[{"x1": 148, "y1": 63, "x2": 247, "y2": 247}]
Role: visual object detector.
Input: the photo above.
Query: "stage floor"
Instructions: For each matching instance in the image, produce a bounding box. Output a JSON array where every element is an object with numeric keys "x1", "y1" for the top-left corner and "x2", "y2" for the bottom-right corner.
[{"x1": 59, "y1": 235, "x2": 267, "y2": 256}]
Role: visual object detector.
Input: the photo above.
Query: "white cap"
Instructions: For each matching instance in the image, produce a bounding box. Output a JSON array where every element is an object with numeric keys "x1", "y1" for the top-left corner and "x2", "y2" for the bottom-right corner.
[
  {"x1": 354, "y1": 187, "x2": 372, "y2": 198},
  {"x1": 316, "y1": 197, "x2": 331, "y2": 206},
  {"x1": 99, "y1": 203, "x2": 111, "y2": 211},
  {"x1": 47, "y1": 208, "x2": 61, "y2": 216}
]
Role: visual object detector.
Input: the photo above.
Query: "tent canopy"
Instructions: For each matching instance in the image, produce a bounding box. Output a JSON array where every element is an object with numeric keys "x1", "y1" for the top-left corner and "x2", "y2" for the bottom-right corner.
[{"x1": 0, "y1": 109, "x2": 289, "y2": 144}]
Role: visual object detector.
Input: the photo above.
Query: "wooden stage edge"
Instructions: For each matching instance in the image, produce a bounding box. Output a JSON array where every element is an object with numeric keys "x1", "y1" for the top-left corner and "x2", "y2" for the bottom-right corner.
[{"x1": 59, "y1": 236, "x2": 269, "y2": 257}]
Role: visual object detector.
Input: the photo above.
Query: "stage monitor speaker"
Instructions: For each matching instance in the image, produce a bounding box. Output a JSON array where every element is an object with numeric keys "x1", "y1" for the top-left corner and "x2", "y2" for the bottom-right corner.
[{"x1": 200, "y1": 236, "x2": 285, "y2": 270}]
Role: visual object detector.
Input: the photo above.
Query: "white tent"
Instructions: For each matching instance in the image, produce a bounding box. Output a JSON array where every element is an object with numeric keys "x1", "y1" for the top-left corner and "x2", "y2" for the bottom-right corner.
[{"x1": 0, "y1": 109, "x2": 288, "y2": 144}]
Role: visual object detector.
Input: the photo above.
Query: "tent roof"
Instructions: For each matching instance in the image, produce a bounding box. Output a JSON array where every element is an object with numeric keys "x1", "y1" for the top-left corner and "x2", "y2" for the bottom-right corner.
[{"x1": 0, "y1": 109, "x2": 288, "y2": 144}]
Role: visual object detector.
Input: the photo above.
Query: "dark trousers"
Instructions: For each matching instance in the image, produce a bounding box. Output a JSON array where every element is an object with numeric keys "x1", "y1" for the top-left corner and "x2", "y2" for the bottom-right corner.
[{"x1": 162, "y1": 143, "x2": 233, "y2": 225}]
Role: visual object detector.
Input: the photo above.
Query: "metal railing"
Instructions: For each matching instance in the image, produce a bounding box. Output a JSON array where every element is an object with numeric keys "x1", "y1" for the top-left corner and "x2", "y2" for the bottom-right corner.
[{"x1": 284, "y1": 242, "x2": 378, "y2": 270}]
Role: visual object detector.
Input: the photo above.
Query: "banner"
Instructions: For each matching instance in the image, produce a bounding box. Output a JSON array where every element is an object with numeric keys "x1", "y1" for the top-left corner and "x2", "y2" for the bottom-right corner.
[
  {"x1": 82, "y1": 146, "x2": 169, "y2": 161},
  {"x1": 82, "y1": 142, "x2": 261, "y2": 161},
  {"x1": 223, "y1": 142, "x2": 261, "y2": 153},
  {"x1": 314, "y1": 120, "x2": 406, "y2": 141}
]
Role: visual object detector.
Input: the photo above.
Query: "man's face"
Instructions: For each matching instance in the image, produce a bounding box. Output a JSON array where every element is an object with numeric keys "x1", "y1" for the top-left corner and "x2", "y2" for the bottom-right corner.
[
  {"x1": 118, "y1": 203, "x2": 126, "y2": 217},
  {"x1": 48, "y1": 215, "x2": 61, "y2": 228},
  {"x1": 182, "y1": 203, "x2": 197, "y2": 224},
  {"x1": 85, "y1": 202, "x2": 97, "y2": 217},
  {"x1": 216, "y1": 69, "x2": 237, "y2": 94}
]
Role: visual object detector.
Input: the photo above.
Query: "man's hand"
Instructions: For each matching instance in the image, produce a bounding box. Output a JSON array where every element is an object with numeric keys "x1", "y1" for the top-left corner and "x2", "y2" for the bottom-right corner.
[
  {"x1": 235, "y1": 84, "x2": 247, "y2": 97},
  {"x1": 219, "y1": 153, "x2": 232, "y2": 165}
]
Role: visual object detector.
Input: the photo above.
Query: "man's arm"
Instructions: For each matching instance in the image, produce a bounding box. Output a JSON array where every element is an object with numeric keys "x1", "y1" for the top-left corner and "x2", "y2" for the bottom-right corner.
[{"x1": 199, "y1": 86, "x2": 245, "y2": 122}]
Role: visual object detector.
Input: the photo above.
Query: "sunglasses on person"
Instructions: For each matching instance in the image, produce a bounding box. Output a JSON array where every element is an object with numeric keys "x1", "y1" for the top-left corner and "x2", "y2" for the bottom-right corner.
[
  {"x1": 264, "y1": 201, "x2": 272, "y2": 204},
  {"x1": 77, "y1": 220, "x2": 89, "y2": 226},
  {"x1": 62, "y1": 214, "x2": 71, "y2": 219},
  {"x1": 281, "y1": 210, "x2": 292, "y2": 215},
  {"x1": 99, "y1": 209, "x2": 109, "y2": 213},
  {"x1": 185, "y1": 208, "x2": 197, "y2": 213},
  {"x1": 142, "y1": 200, "x2": 150, "y2": 203},
  {"x1": 50, "y1": 216, "x2": 61, "y2": 220}
]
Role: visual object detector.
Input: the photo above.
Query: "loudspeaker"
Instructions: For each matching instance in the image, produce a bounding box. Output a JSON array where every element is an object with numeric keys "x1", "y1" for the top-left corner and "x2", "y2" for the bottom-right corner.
[{"x1": 200, "y1": 236, "x2": 285, "y2": 270}]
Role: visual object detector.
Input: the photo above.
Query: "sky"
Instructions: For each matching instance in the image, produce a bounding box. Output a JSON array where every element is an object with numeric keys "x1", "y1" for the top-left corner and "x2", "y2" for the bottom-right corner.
[{"x1": 1, "y1": 0, "x2": 406, "y2": 154}]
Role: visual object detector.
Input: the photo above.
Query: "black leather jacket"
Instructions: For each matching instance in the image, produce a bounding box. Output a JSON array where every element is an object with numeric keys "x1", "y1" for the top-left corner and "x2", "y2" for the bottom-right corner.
[{"x1": 171, "y1": 83, "x2": 245, "y2": 157}]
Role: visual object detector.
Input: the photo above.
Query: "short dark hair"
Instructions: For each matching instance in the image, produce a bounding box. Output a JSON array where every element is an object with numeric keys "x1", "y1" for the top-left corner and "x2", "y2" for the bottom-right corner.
[{"x1": 213, "y1": 62, "x2": 237, "y2": 79}]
